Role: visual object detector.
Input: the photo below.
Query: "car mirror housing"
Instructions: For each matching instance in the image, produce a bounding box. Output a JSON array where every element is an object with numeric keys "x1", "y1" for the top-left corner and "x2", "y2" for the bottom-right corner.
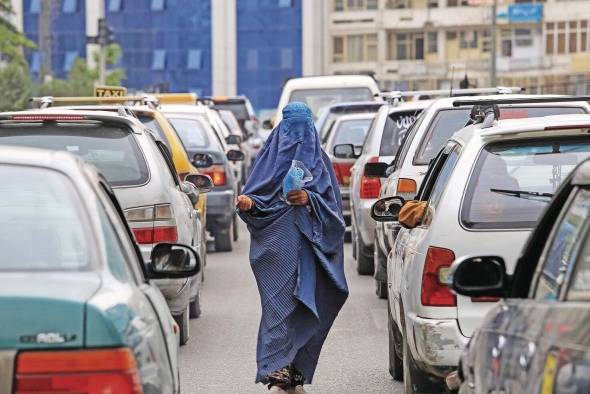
[
  {"x1": 148, "y1": 243, "x2": 200, "y2": 279},
  {"x1": 333, "y1": 143, "x2": 359, "y2": 159},
  {"x1": 371, "y1": 196, "x2": 405, "y2": 222},
  {"x1": 226, "y1": 134, "x2": 243, "y2": 145},
  {"x1": 192, "y1": 153, "x2": 214, "y2": 168},
  {"x1": 364, "y1": 162, "x2": 389, "y2": 178},
  {"x1": 185, "y1": 174, "x2": 213, "y2": 193},
  {"x1": 227, "y1": 149, "x2": 245, "y2": 162},
  {"x1": 449, "y1": 255, "x2": 507, "y2": 297}
]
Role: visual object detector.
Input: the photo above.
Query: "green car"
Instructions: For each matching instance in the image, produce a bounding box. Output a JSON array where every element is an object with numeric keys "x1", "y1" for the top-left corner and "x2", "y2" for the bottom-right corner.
[{"x1": 0, "y1": 146, "x2": 200, "y2": 394}]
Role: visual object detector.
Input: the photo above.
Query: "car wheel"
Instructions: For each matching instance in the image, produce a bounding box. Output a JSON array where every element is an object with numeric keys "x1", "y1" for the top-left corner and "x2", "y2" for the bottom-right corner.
[
  {"x1": 352, "y1": 226, "x2": 357, "y2": 260},
  {"x1": 388, "y1": 303, "x2": 403, "y2": 381},
  {"x1": 355, "y1": 234, "x2": 374, "y2": 275},
  {"x1": 403, "y1": 337, "x2": 443, "y2": 393},
  {"x1": 190, "y1": 289, "x2": 202, "y2": 319},
  {"x1": 376, "y1": 280, "x2": 388, "y2": 299},
  {"x1": 232, "y1": 215, "x2": 239, "y2": 242},
  {"x1": 344, "y1": 230, "x2": 352, "y2": 243},
  {"x1": 174, "y1": 306, "x2": 190, "y2": 346},
  {"x1": 214, "y1": 227, "x2": 233, "y2": 252}
]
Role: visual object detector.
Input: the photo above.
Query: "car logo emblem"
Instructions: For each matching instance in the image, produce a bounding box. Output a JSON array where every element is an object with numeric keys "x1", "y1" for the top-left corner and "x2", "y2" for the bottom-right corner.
[{"x1": 20, "y1": 333, "x2": 77, "y2": 344}]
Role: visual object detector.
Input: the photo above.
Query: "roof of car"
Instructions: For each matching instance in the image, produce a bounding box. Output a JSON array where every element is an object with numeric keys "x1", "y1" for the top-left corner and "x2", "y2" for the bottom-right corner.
[
  {"x1": 0, "y1": 145, "x2": 89, "y2": 176},
  {"x1": 388, "y1": 99, "x2": 434, "y2": 113},
  {"x1": 332, "y1": 112, "x2": 377, "y2": 123},
  {"x1": 284, "y1": 75, "x2": 378, "y2": 89},
  {"x1": 325, "y1": 101, "x2": 385, "y2": 112},
  {"x1": 433, "y1": 94, "x2": 589, "y2": 109},
  {"x1": 159, "y1": 104, "x2": 208, "y2": 114}
]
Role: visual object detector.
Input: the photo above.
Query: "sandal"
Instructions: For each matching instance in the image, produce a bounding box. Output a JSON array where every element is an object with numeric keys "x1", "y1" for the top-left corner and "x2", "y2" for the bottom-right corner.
[
  {"x1": 289, "y1": 364, "x2": 305, "y2": 387},
  {"x1": 266, "y1": 367, "x2": 292, "y2": 390}
]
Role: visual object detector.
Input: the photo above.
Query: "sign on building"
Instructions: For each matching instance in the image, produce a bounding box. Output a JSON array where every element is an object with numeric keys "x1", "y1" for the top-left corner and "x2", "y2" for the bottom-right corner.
[{"x1": 508, "y1": 3, "x2": 543, "y2": 23}]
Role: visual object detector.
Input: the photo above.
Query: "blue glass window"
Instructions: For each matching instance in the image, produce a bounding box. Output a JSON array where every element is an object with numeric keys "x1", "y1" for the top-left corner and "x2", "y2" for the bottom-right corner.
[
  {"x1": 29, "y1": 0, "x2": 40, "y2": 13},
  {"x1": 152, "y1": 50, "x2": 166, "y2": 70},
  {"x1": 108, "y1": 0, "x2": 122, "y2": 12},
  {"x1": 62, "y1": 0, "x2": 78, "y2": 13},
  {"x1": 278, "y1": 0, "x2": 292, "y2": 7},
  {"x1": 30, "y1": 52, "x2": 40, "y2": 73},
  {"x1": 247, "y1": 49, "x2": 258, "y2": 71},
  {"x1": 63, "y1": 51, "x2": 78, "y2": 72},
  {"x1": 151, "y1": 0, "x2": 166, "y2": 11},
  {"x1": 280, "y1": 48, "x2": 293, "y2": 69},
  {"x1": 187, "y1": 49, "x2": 202, "y2": 70}
]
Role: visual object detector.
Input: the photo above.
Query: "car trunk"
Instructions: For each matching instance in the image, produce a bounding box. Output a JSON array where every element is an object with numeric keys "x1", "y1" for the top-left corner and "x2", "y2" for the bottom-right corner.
[{"x1": 0, "y1": 273, "x2": 101, "y2": 349}]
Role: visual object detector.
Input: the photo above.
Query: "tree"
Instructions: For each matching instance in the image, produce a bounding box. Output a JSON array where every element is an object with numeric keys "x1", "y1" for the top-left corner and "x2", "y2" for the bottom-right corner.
[
  {"x1": 0, "y1": 0, "x2": 35, "y2": 62},
  {"x1": 0, "y1": 61, "x2": 32, "y2": 111}
]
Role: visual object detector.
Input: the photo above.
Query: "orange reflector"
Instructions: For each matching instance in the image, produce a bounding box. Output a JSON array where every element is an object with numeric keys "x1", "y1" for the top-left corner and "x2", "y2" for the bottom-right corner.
[
  {"x1": 17, "y1": 348, "x2": 137, "y2": 374},
  {"x1": 397, "y1": 178, "x2": 417, "y2": 194}
]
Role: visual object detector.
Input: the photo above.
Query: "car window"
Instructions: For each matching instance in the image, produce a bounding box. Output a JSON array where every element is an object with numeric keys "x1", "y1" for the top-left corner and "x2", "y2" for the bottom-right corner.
[
  {"x1": 535, "y1": 188, "x2": 590, "y2": 300},
  {"x1": 168, "y1": 117, "x2": 211, "y2": 149},
  {"x1": 380, "y1": 110, "x2": 423, "y2": 156},
  {"x1": 392, "y1": 109, "x2": 427, "y2": 171},
  {"x1": 414, "y1": 106, "x2": 587, "y2": 166},
  {"x1": 567, "y1": 204, "x2": 590, "y2": 302},
  {"x1": 0, "y1": 166, "x2": 90, "y2": 271},
  {"x1": 138, "y1": 115, "x2": 171, "y2": 150},
  {"x1": 97, "y1": 203, "x2": 134, "y2": 283},
  {"x1": 289, "y1": 87, "x2": 373, "y2": 119},
  {"x1": 462, "y1": 137, "x2": 590, "y2": 230},
  {"x1": 213, "y1": 102, "x2": 248, "y2": 121},
  {"x1": 321, "y1": 118, "x2": 337, "y2": 144},
  {"x1": 0, "y1": 123, "x2": 149, "y2": 187},
  {"x1": 332, "y1": 118, "x2": 373, "y2": 147},
  {"x1": 421, "y1": 144, "x2": 461, "y2": 225}
]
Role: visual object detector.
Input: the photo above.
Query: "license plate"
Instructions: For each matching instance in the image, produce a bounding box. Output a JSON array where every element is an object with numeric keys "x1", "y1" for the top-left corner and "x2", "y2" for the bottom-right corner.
[{"x1": 540, "y1": 353, "x2": 558, "y2": 394}]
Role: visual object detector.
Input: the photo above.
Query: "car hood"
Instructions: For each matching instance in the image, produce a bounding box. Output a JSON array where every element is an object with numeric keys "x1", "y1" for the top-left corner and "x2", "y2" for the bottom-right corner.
[{"x1": 0, "y1": 272, "x2": 101, "y2": 349}]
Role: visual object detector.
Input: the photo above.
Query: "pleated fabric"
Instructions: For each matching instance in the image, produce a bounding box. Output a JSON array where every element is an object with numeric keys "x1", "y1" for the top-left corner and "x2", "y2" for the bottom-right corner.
[{"x1": 239, "y1": 103, "x2": 349, "y2": 384}]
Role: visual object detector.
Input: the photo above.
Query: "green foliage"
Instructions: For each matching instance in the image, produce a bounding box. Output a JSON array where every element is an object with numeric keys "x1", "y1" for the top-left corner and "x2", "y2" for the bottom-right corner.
[
  {"x1": 0, "y1": 61, "x2": 32, "y2": 111},
  {"x1": 0, "y1": 0, "x2": 35, "y2": 61}
]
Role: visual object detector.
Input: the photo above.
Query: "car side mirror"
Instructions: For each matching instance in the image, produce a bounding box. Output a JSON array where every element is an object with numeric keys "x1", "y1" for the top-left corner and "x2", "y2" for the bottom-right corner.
[
  {"x1": 364, "y1": 162, "x2": 389, "y2": 178},
  {"x1": 227, "y1": 149, "x2": 245, "y2": 162},
  {"x1": 148, "y1": 243, "x2": 200, "y2": 279},
  {"x1": 385, "y1": 165, "x2": 395, "y2": 177},
  {"x1": 333, "y1": 144, "x2": 359, "y2": 159},
  {"x1": 449, "y1": 255, "x2": 507, "y2": 297},
  {"x1": 226, "y1": 134, "x2": 242, "y2": 145},
  {"x1": 185, "y1": 174, "x2": 213, "y2": 193},
  {"x1": 192, "y1": 153, "x2": 214, "y2": 168},
  {"x1": 262, "y1": 119, "x2": 274, "y2": 130},
  {"x1": 371, "y1": 196, "x2": 405, "y2": 222}
]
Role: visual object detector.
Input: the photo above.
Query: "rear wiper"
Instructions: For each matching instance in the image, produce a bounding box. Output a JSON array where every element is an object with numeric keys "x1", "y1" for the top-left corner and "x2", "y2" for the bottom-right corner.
[{"x1": 490, "y1": 188, "x2": 553, "y2": 201}]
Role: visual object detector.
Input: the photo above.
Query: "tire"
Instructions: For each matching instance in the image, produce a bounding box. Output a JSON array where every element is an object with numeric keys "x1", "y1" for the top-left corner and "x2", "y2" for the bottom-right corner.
[
  {"x1": 376, "y1": 279, "x2": 388, "y2": 299},
  {"x1": 403, "y1": 337, "x2": 443, "y2": 393},
  {"x1": 355, "y1": 233, "x2": 374, "y2": 275},
  {"x1": 174, "y1": 306, "x2": 190, "y2": 346},
  {"x1": 388, "y1": 303, "x2": 403, "y2": 381},
  {"x1": 214, "y1": 226, "x2": 233, "y2": 252},
  {"x1": 352, "y1": 226, "x2": 357, "y2": 260},
  {"x1": 189, "y1": 289, "x2": 202, "y2": 319},
  {"x1": 232, "y1": 215, "x2": 239, "y2": 242},
  {"x1": 344, "y1": 231, "x2": 352, "y2": 243}
]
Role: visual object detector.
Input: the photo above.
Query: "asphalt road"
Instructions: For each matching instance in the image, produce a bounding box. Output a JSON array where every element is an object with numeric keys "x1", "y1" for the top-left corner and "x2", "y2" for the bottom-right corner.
[{"x1": 179, "y1": 222, "x2": 403, "y2": 394}]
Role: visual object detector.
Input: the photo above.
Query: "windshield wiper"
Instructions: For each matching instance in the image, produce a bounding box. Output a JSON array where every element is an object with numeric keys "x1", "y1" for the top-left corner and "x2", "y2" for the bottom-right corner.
[{"x1": 490, "y1": 188, "x2": 553, "y2": 201}]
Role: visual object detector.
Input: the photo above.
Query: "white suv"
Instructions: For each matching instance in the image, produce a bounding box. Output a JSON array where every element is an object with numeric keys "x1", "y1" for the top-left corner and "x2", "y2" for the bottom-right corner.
[{"x1": 374, "y1": 106, "x2": 590, "y2": 393}]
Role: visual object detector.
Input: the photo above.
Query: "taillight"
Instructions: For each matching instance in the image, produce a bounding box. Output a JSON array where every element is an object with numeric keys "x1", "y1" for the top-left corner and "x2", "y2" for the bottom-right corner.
[
  {"x1": 15, "y1": 348, "x2": 142, "y2": 394},
  {"x1": 396, "y1": 178, "x2": 417, "y2": 200},
  {"x1": 203, "y1": 165, "x2": 226, "y2": 186},
  {"x1": 132, "y1": 226, "x2": 178, "y2": 244},
  {"x1": 421, "y1": 246, "x2": 456, "y2": 307},
  {"x1": 332, "y1": 162, "x2": 354, "y2": 186},
  {"x1": 471, "y1": 296, "x2": 500, "y2": 302},
  {"x1": 11, "y1": 114, "x2": 86, "y2": 121},
  {"x1": 126, "y1": 204, "x2": 177, "y2": 244},
  {"x1": 360, "y1": 157, "x2": 381, "y2": 199}
]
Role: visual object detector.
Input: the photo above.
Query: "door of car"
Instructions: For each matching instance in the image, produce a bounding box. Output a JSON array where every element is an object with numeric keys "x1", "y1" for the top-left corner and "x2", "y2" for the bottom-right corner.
[{"x1": 98, "y1": 181, "x2": 180, "y2": 393}]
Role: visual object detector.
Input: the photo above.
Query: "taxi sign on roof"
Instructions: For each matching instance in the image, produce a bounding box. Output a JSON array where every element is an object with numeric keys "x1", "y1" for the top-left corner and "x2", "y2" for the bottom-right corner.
[{"x1": 94, "y1": 85, "x2": 127, "y2": 98}]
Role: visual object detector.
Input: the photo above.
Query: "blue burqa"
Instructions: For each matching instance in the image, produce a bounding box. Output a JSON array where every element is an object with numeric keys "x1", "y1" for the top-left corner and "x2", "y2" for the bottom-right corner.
[{"x1": 239, "y1": 102, "x2": 349, "y2": 384}]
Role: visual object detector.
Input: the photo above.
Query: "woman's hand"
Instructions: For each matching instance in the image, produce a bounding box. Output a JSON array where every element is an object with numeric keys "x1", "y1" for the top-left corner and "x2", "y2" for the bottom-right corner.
[
  {"x1": 287, "y1": 190, "x2": 309, "y2": 206},
  {"x1": 236, "y1": 195, "x2": 254, "y2": 212}
]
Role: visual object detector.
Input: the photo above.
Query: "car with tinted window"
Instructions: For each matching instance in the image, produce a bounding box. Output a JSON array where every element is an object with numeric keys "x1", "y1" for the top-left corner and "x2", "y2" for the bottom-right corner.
[
  {"x1": 0, "y1": 110, "x2": 212, "y2": 345},
  {"x1": 218, "y1": 109, "x2": 256, "y2": 181},
  {"x1": 449, "y1": 118, "x2": 590, "y2": 394},
  {"x1": 316, "y1": 101, "x2": 385, "y2": 143},
  {"x1": 0, "y1": 146, "x2": 201, "y2": 394},
  {"x1": 207, "y1": 95, "x2": 259, "y2": 138},
  {"x1": 372, "y1": 110, "x2": 590, "y2": 393}
]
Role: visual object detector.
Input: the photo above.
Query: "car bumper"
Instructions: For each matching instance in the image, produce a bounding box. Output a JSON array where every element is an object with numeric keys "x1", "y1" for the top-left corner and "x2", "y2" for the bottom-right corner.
[
  {"x1": 206, "y1": 189, "x2": 234, "y2": 232},
  {"x1": 408, "y1": 314, "x2": 468, "y2": 378},
  {"x1": 355, "y1": 198, "x2": 377, "y2": 246}
]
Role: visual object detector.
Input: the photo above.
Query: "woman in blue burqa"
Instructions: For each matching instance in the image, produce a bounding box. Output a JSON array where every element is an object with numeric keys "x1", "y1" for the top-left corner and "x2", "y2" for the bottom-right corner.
[{"x1": 236, "y1": 102, "x2": 348, "y2": 393}]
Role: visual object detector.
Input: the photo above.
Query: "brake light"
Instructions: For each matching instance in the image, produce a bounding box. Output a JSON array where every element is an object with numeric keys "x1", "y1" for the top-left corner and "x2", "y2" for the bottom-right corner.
[
  {"x1": 251, "y1": 115, "x2": 258, "y2": 123},
  {"x1": 15, "y1": 348, "x2": 142, "y2": 394},
  {"x1": 11, "y1": 114, "x2": 86, "y2": 121},
  {"x1": 359, "y1": 157, "x2": 381, "y2": 199},
  {"x1": 332, "y1": 162, "x2": 354, "y2": 186},
  {"x1": 471, "y1": 296, "x2": 500, "y2": 302},
  {"x1": 132, "y1": 226, "x2": 178, "y2": 244},
  {"x1": 421, "y1": 246, "x2": 456, "y2": 307},
  {"x1": 545, "y1": 124, "x2": 590, "y2": 131},
  {"x1": 203, "y1": 165, "x2": 226, "y2": 186}
]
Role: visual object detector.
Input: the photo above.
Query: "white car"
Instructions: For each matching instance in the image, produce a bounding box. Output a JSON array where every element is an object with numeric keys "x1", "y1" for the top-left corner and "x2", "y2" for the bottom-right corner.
[
  {"x1": 374, "y1": 109, "x2": 590, "y2": 393},
  {"x1": 272, "y1": 75, "x2": 381, "y2": 126}
]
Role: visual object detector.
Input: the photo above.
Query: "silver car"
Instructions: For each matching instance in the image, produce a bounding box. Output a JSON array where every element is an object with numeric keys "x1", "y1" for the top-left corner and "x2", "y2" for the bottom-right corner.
[{"x1": 0, "y1": 109, "x2": 213, "y2": 346}]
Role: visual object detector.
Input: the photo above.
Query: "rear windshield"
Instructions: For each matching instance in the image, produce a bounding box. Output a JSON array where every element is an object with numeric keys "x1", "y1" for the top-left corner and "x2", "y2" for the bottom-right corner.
[
  {"x1": 415, "y1": 106, "x2": 588, "y2": 165},
  {"x1": 380, "y1": 110, "x2": 423, "y2": 156},
  {"x1": 0, "y1": 166, "x2": 90, "y2": 271},
  {"x1": 214, "y1": 103, "x2": 248, "y2": 121},
  {"x1": 168, "y1": 117, "x2": 212, "y2": 150},
  {"x1": 219, "y1": 111, "x2": 241, "y2": 132},
  {"x1": 289, "y1": 88, "x2": 373, "y2": 119},
  {"x1": 462, "y1": 137, "x2": 590, "y2": 230},
  {"x1": 0, "y1": 124, "x2": 148, "y2": 187},
  {"x1": 332, "y1": 118, "x2": 373, "y2": 147},
  {"x1": 138, "y1": 115, "x2": 171, "y2": 150}
]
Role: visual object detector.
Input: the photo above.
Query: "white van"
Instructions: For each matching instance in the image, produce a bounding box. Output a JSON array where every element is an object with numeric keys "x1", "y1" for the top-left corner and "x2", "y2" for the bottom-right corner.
[{"x1": 271, "y1": 75, "x2": 381, "y2": 126}]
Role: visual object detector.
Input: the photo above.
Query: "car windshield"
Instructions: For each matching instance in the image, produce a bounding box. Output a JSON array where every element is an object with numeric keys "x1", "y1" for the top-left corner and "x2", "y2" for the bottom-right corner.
[
  {"x1": 289, "y1": 87, "x2": 373, "y2": 119},
  {"x1": 332, "y1": 118, "x2": 373, "y2": 147},
  {"x1": 0, "y1": 166, "x2": 89, "y2": 271},
  {"x1": 380, "y1": 110, "x2": 423, "y2": 156},
  {"x1": 415, "y1": 106, "x2": 588, "y2": 165},
  {"x1": 214, "y1": 102, "x2": 249, "y2": 121},
  {"x1": 462, "y1": 137, "x2": 590, "y2": 229},
  {"x1": 0, "y1": 124, "x2": 148, "y2": 187},
  {"x1": 138, "y1": 115, "x2": 171, "y2": 150},
  {"x1": 168, "y1": 117, "x2": 213, "y2": 150}
]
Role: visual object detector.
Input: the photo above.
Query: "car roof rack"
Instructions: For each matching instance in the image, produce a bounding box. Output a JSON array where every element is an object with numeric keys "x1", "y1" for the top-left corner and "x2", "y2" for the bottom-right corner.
[
  {"x1": 30, "y1": 93, "x2": 197, "y2": 109},
  {"x1": 378, "y1": 86, "x2": 524, "y2": 105}
]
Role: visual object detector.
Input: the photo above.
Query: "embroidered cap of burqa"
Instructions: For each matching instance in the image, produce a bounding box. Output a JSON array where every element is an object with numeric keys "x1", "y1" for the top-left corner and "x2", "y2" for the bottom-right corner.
[{"x1": 239, "y1": 102, "x2": 349, "y2": 384}]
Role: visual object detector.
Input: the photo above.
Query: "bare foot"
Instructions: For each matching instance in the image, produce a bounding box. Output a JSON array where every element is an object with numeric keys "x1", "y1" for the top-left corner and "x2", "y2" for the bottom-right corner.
[
  {"x1": 268, "y1": 386, "x2": 288, "y2": 393},
  {"x1": 287, "y1": 386, "x2": 308, "y2": 394}
]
